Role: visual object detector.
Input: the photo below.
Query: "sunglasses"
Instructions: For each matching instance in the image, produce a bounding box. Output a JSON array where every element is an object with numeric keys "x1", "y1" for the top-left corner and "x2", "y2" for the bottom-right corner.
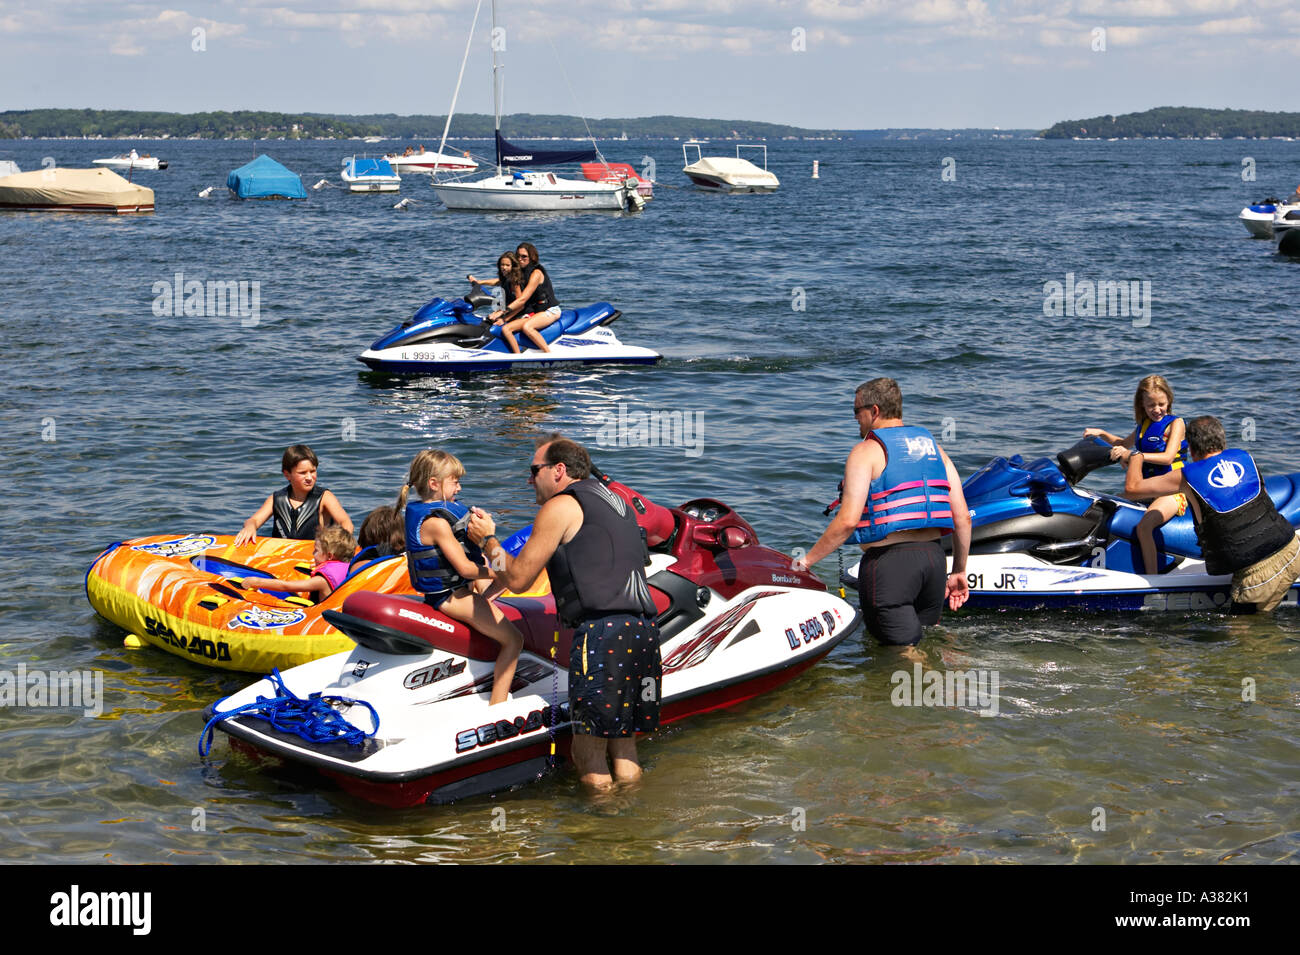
[{"x1": 529, "y1": 462, "x2": 554, "y2": 477}]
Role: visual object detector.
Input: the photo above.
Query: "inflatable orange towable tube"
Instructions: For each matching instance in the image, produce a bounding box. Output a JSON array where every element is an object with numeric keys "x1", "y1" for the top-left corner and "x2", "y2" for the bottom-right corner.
[{"x1": 86, "y1": 533, "x2": 547, "y2": 673}]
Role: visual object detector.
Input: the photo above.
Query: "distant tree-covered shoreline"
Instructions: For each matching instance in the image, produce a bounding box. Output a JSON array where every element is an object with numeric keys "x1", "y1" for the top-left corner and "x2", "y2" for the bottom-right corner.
[
  {"x1": 0, "y1": 108, "x2": 839, "y2": 141},
  {"x1": 1042, "y1": 107, "x2": 1300, "y2": 139}
]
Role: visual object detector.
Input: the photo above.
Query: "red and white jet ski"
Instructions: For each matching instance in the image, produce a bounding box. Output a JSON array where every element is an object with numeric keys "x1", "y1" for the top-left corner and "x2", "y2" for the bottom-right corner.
[{"x1": 205, "y1": 474, "x2": 860, "y2": 806}]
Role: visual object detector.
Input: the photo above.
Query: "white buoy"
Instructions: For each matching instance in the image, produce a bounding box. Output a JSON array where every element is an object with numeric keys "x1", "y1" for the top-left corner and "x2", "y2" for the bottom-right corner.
[
  {"x1": 311, "y1": 178, "x2": 329, "y2": 190},
  {"x1": 812, "y1": 160, "x2": 819, "y2": 179},
  {"x1": 393, "y1": 197, "x2": 412, "y2": 210},
  {"x1": 197, "y1": 186, "x2": 213, "y2": 198}
]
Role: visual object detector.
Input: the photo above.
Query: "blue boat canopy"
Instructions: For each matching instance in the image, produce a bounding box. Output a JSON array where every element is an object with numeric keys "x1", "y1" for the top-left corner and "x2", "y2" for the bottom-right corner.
[
  {"x1": 494, "y1": 132, "x2": 597, "y2": 168},
  {"x1": 345, "y1": 157, "x2": 397, "y2": 178},
  {"x1": 227, "y1": 154, "x2": 306, "y2": 200}
]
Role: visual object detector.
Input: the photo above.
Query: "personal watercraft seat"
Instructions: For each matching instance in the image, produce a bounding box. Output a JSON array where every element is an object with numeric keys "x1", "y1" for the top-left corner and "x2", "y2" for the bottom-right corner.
[
  {"x1": 483, "y1": 303, "x2": 619, "y2": 349},
  {"x1": 327, "y1": 590, "x2": 580, "y2": 666},
  {"x1": 1102, "y1": 472, "x2": 1300, "y2": 560}
]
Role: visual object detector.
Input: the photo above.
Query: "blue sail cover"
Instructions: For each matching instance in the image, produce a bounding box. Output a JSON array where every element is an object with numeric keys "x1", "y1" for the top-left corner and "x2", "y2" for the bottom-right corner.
[
  {"x1": 347, "y1": 158, "x2": 396, "y2": 178},
  {"x1": 227, "y1": 154, "x2": 307, "y2": 199},
  {"x1": 495, "y1": 132, "x2": 597, "y2": 167}
]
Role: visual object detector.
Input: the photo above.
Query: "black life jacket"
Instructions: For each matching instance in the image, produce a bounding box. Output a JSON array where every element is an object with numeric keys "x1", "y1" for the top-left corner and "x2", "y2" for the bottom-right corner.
[
  {"x1": 522, "y1": 263, "x2": 559, "y2": 311},
  {"x1": 546, "y1": 479, "x2": 656, "y2": 627},
  {"x1": 1183, "y1": 449, "x2": 1297, "y2": 575},
  {"x1": 272, "y1": 485, "x2": 326, "y2": 539}
]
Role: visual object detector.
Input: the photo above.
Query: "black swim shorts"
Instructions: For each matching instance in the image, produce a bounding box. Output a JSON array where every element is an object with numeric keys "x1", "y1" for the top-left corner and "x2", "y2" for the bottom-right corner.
[
  {"x1": 568, "y1": 613, "x2": 662, "y2": 737},
  {"x1": 856, "y1": 539, "x2": 947, "y2": 646}
]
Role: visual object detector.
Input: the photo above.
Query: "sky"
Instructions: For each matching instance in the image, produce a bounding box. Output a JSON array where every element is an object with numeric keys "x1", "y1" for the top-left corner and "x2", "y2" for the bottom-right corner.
[{"x1": 1, "y1": 0, "x2": 1296, "y2": 130}]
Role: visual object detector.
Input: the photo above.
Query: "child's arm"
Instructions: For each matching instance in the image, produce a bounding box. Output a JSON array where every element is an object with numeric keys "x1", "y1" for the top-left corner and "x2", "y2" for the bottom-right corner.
[
  {"x1": 240, "y1": 575, "x2": 332, "y2": 598},
  {"x1": 1126, "y1": 418, "x2": 1185, "y2": 467},
  {"x1": 234, "y1": 494, "x2": 275, "y2": 546},
  {"x1": 424, "y1": 516, "x2": 494, "y2": 582},
  {"x1": 468, "y1": 274, "x2": 499, "y2": 287},
  {"x1": 320, "y1": 491, "x2": 353, "y2": 534},
  {"x1": 1082, "y1": 427, "x2": 1136, "y2": 448}
]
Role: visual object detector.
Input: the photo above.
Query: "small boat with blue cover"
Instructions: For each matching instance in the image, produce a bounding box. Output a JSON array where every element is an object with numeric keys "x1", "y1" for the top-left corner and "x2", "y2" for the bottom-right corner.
[{"x1": 341, "y1": 157, "x2": 401, "y2": 193}]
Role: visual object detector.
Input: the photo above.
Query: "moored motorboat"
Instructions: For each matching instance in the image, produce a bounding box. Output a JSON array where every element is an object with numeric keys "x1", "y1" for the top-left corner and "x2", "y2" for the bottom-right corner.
[
  {"x1": 341, "y1": 156, "x2": 401, "y2": 193},
  {"x1": 357, "y1": 283, "x2": 661, "y2": 374},
  {"x1": 227, "y1": 154, "x2": 306, "y2": 200},
  {"x1": 93, "y1": 149, "x2": 168, "y2": 171},
  {"x1": 1239, "y1": 197, "x2": 1300, "y2": 238},
  {"x1": 580, "y1": 161, "x2": 653, "y2": 198},
  {"x1": 682, "y1": 142, "x2": 779, "y2": 193},
  {"x1": 0, "y1": 167, "x2": 154, "y2": 214},
  {"x1": 203, "y1": 475, "x2": 860, "y2": 806},
  {"x1": 383, "y1": 148, "x2": 478, "y2": 175},
  {"x1": 838, "y1": 438, "x2": 1300, "y2": 612}
]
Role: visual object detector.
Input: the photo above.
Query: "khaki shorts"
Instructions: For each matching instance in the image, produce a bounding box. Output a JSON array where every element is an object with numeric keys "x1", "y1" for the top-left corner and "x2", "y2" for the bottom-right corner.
[{"x1": 1231, "y1": 533, "x2": 1300, "y2": 612}]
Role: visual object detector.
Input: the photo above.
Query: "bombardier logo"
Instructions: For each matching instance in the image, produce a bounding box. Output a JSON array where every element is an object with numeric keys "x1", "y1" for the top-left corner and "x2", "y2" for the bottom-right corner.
[
  {"x1": 397, "y1": 607, "x2": 456, "y2": 633},
  {"x1": 1208, "y1": 459, "x2": 1246, "y2": 489}
]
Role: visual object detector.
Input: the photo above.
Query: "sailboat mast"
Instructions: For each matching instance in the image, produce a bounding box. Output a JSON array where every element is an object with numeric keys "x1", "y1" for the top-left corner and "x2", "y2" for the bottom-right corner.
[{"x1": 491, "y1": 0, "x2": 502, "y2": 174}]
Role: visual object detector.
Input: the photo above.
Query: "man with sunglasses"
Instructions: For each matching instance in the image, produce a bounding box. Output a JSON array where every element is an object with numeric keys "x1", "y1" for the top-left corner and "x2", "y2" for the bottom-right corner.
[
  {"x1": 796, "y1": 378, "x2": 972, "y2": 647},
  {"x1": 469, "y1": 436, "x2": 661, "y2": 789}
]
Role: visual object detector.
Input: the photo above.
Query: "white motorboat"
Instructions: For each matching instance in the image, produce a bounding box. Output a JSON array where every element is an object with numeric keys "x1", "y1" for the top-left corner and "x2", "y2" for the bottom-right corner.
[
  {"x1": 682, "y1": 143, "x2": 779, "y2": 193},
  {"x1": 341, "y1": 157, "x2": 401, "y2": 193},
  {"x1": 430, "y1": 0, "x2": 643, "y2": 213},
  {"x1": 435, "y1": 169, "x2": 640, "y2": 212},
  {"x1": 382, "y1": 148, "x2": 477, "y2": 175},
  {"x1": 1272, "y1": 206, "x2": 1300, "y2": 241},
  {"x1": 0, "y1": 160, "x2": 19, "y2": 179},
  {"x1": 93, "y1": 149, "x2": 168, "y2": 171},
  {"x1": 1238, "y1": 198, "x2": 1300, "y2": 238}
]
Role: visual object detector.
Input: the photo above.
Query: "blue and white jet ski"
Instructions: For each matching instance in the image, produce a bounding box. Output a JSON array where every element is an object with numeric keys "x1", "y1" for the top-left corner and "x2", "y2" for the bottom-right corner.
[
  {"x1": 839, "y1": 438, "x2": 1300, "y2": 612},
  {"x1": 358, "y1": 284, "x2": 661, "y2": 374}
]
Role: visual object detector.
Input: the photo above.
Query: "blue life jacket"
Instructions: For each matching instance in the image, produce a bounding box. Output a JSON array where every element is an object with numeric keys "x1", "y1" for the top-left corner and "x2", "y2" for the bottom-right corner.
[
  {"x1": 849, "y1": 426, "x2": 955, "y2": 545},
  {"x1": 1183, "y1": 449, "x2": 1297, "y2": 575},
  {"x1": 1137, "y1": 414, "x2": 1189, "y2": 478},
  {"x1": 404, "y1": 499, "x2": 482, "y2": 595}
]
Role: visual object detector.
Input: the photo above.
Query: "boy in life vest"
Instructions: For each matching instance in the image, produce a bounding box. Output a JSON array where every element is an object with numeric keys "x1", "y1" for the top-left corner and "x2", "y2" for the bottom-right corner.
[
  {"x1": 235, "y1": 444, "x2": 353, "y2": 546},
  {"x1": 398, "y1": 450, "x2": 523, "y2": 706},
  {"x1": 796, "y1": 377, "x2": 972, "y2": 646},
  {"x1": 241, "y1": 525, "x2": 357, "y2": 604},
  {"x1": 1125, "y1": 415, "x2": 1300, "y2": 612}
]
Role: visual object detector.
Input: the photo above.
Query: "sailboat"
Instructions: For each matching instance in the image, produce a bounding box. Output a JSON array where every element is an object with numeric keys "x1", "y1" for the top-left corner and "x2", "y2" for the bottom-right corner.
[{"x1": 431, "y1": 0, "x2": 642, "y2": 212}]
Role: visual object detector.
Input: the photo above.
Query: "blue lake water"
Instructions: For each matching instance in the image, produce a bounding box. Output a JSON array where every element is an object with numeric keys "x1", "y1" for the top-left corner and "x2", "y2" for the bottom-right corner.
[{"x1": 1, "y1": 136, "x2": 1297, "y2": 863}]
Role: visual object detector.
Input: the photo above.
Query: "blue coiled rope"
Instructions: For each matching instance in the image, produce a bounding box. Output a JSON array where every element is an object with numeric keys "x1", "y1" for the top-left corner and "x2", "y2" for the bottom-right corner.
[{"x1": 198, "y1": 668, "x2": 380, "y2": 757}]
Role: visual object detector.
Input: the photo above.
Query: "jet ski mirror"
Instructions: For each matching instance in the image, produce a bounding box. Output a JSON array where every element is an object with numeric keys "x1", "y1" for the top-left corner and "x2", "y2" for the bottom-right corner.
[
  {"x1": 720, "y1": 526, "x2": 752, "y2": 549},
  {"x1": 465, "y1": 281, "x2": 496, "y2": 309},
  {"x1": 691, "y1": 525, "x2": 721, "y2": 547},
  {"x1": 1057, "y1": 436, "x2": 1116, "y2": 486}
]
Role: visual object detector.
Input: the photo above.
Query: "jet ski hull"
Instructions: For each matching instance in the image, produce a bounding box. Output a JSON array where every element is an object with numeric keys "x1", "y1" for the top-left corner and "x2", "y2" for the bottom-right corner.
[{"x1": 206, "y1": 484, "x2": 859, "y2": 805}]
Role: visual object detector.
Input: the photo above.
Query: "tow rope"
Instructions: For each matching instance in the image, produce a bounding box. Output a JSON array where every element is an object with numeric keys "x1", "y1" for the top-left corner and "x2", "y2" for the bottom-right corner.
[{"x1": 198, "y1": 668, "x2": 380, "y2": 757}]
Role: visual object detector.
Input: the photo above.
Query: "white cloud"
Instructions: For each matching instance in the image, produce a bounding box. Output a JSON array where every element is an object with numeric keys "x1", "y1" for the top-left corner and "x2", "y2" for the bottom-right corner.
[{"x1": 1194, "y1": 14, "x2": 1261, "y2": 32}]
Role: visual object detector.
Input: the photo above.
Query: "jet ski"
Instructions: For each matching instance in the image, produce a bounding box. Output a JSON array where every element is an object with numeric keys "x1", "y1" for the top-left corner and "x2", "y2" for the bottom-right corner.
[
  {"x1": 203, "y1": 472, "x2": 860, "y2": 806},
  {"x1": 838, "y1": 438, "x2": 1300, "y2": 612},
  {"x1": 358, "y1": 284, "x2": 661, "y2": 374}
]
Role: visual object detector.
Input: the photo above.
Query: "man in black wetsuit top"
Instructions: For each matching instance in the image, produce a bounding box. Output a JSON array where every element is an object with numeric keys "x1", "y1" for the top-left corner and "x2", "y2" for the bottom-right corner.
[
  {"x1": 1125, "y1": 415, "x2": 1300, "y2": 612},
  {"x1": 469, "y1": 437, "x2": 661, "y2": 789}
]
